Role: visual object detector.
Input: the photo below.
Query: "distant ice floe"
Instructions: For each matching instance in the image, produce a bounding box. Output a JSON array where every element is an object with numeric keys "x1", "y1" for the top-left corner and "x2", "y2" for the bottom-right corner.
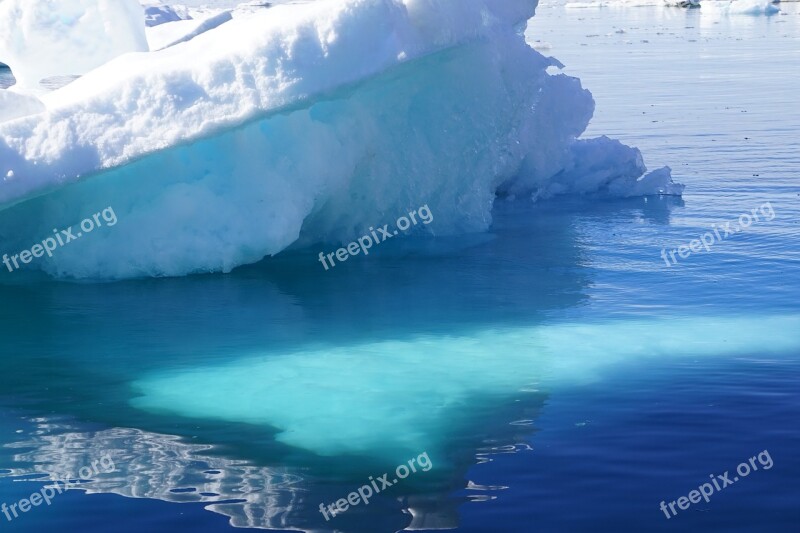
[
  {"x1": 0, "y1": 0, "x2": 683, "y2": 279},
  {"x1": 565, "y1": 0, "x2": 680, "y2": 8},
  {"x1": 703, "y1": 0, "x2": 782, "y2": 14},
  {"x1": 565, "y1": 0, "x2": 663, "y2": 8},
  {"x1": 564, "y1": 0, "x2": 781, "y2": 9}
]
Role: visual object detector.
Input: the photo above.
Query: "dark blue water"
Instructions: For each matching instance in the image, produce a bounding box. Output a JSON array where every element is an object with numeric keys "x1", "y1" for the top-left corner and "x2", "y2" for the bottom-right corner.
[{"x1": 1, "y1": 3, "x2": 799, "y2": 532}]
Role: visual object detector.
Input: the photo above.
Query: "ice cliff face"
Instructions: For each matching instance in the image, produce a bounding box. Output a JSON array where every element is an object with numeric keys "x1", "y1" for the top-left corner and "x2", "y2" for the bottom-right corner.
[{"x1": 0, "y1": 0, "x2": 682, "y2": 279}]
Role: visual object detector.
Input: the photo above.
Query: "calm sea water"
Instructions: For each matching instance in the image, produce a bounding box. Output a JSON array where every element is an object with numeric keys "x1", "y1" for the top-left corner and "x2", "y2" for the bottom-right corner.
[{"x1": 1, "y1": 3, "x2": 798, "y2": 532}]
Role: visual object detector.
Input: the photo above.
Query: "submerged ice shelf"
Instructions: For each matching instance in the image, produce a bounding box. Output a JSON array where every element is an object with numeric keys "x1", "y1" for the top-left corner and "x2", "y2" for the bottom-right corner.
[
  {"x1": 0, "y1": 0, "x2": 683, "y2": 279},
  {"x1": 131, "y1": 314, "x2": 800, "y2": 459}
]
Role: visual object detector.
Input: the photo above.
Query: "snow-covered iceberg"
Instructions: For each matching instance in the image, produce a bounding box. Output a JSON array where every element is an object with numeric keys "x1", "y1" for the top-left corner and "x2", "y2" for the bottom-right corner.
[{"x1": 0, "y1": 0, "x2": 682, "y2": 279}]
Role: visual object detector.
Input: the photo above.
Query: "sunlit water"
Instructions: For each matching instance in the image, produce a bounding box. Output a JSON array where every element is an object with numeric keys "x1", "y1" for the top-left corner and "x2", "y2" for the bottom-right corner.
[{"x1": 1, "y1": 3, "x2": 799, "y2": 532}]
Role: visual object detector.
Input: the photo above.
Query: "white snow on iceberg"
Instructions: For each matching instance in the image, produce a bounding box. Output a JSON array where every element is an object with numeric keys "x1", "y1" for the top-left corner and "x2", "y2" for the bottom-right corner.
[
  {"x1": 0, "y1": 0, "x2": 682, "y2": 279},
  {"x1": 0, "y1": 91, "x2": 45, "y2": 123},
  {"x1": 145, "y1": 10, "x2": 233, "y2": 51},
  {"x1": 0, "y1": 0, "x2": 148, "y2": 92}
]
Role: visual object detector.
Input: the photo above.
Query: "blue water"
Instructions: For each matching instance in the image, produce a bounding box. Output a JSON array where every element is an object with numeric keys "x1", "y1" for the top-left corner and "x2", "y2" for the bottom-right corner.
[{"x1": 1, "y1": 3, "x2": 799, "y2": 532}]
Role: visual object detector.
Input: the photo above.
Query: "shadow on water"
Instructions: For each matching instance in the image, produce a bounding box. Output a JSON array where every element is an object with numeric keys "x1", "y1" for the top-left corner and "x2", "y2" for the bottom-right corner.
[{"x1": 0, "y1": 196, "x2": 681, "y2": 531}]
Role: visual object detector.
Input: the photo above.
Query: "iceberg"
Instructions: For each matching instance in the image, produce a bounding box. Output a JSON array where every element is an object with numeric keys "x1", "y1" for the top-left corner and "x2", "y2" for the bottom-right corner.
[{"x1": 0, "y1": 0, "x2": 682, "y2": 280}]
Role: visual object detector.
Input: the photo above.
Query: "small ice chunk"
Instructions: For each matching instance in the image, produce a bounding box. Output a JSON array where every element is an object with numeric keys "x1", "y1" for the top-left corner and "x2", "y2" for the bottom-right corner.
[{"x1": 622, "y1": 166, "x2": 685, "y2": 197}]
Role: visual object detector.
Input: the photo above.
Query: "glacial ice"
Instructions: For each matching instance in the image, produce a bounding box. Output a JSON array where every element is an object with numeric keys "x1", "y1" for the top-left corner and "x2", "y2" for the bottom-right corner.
[
  {"x1": 0, "y1": 0, "x2": 682, "y2": 279},
  {"x1": 0, "y1": 0, "x2": 148, "y2": 92}
]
